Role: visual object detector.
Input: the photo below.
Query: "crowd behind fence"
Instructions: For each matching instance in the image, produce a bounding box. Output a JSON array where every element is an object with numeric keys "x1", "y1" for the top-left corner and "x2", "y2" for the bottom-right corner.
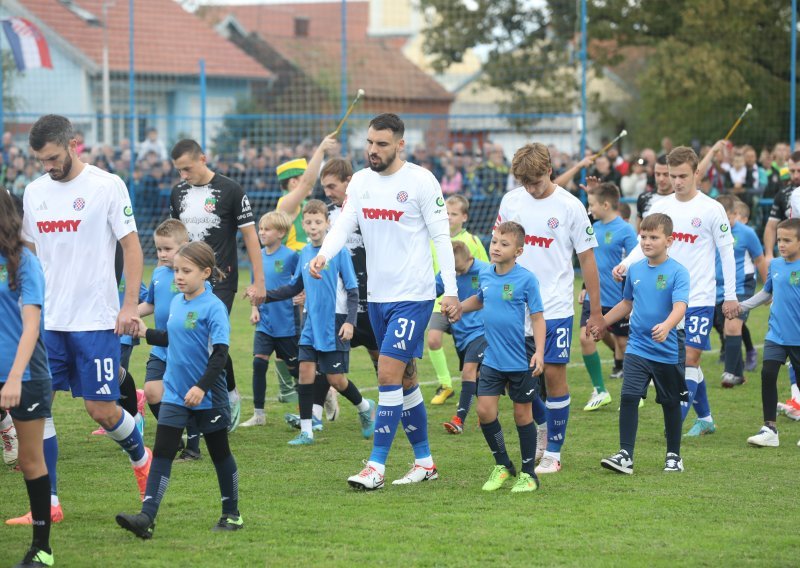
[{"x1": 2, "y1": 121, "x2": 790, "y2": 264}]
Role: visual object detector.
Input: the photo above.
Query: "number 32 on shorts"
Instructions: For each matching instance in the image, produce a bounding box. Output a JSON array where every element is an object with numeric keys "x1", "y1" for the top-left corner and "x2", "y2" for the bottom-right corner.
[
  {"x1": 394, "y1": 317, "x2": 416, "y2": 341},
  {"x1": 687, "y1": 316, "x2": 709, "y2": 336}
]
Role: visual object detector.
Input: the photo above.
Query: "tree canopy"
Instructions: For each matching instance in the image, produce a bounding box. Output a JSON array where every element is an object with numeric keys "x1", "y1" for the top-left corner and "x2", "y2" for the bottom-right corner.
[{"x1": 420, "y1": 0, "x2": 795, "y2": 149}]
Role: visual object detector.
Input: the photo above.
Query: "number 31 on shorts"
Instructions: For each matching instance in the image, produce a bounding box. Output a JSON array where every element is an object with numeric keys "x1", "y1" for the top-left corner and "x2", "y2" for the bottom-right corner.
[{"x1": 394, "y1": 317, "x2": 416, "y2": 341}]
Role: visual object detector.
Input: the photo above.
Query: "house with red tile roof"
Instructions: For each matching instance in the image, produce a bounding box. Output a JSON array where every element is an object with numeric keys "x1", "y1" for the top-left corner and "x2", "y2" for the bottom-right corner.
[
  {"x1": 1, "y1": 0, "x2": 271, "y2": 148},
  {"x1": 199, "y1": 1, "x2": 454, "y2": 148}
]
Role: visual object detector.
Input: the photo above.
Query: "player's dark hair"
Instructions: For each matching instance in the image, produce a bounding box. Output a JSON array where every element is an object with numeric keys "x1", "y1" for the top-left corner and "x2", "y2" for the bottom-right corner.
[
  {"x1": 302, "y1": 199, "x2": 329, "y2": 218},
  {"x1": 29, "y1": 114, "x2": 74, "y2": 151},
  {"x1": 618, "y1": 202, "x2": 631, "y2": 222},
  {"x1": 656, "y1": 154, "x2": 668, "y2": 166},
  {"x1": 446, "y1": 194, "x2": 469, "y2": 216},
  {"x1": 321, "y1": 158, "x2": 353, "y2": 182},
  {"x1": 594, "y1": 182, "x2": 621, "y2": 210},
  {"x1": 175, "y1": 241, "x2": 225, "y2": 282},
  {"x1": 452, "y1": 240, "x2": 471, "y2": 259},
  {"x1": 791, "y1": 150, "x2": 800, "y2": 164},
  {"x1": 369, "y1": 113, "x2": 404, "y2": 138},
  {"x1": 716, "y1": 194, "x2": 737, "y2": 214},
  {"x1": 496, "y1": 221, "x2": 525, "y2": 248},
  {"x1": 640, "y1": 213, "x2": 673, "y2": 236},
  {"x1": 170, "y1": 139, "x2": 203, "y2": 161},
  {"x1": 154, "y1": 219, "x2": 190, "y2": 244},
  {"x1": 0, "y1": 189, "x2": 24, "y2": 290},
  {"x1": 667, "y1": 146, "x2": 699, "y2": 172},
  {"x1": 778, "y1": 218, "x2": 800, "y2": 240}
]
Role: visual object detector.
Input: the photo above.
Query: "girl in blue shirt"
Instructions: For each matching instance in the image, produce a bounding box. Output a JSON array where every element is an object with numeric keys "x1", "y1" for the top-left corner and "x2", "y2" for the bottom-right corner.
[
  {"x1": 116, "y1": 241, "x2": 242, "y2": 539},
  {"x1": 0, "y1": 189, "x2": 54, "y2": 567}
]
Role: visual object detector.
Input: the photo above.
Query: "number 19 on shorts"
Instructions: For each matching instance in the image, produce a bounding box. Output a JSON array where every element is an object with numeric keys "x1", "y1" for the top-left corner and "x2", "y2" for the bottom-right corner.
[{"x1": 94, "y1": 358, "x2": 114, "y2": 382}]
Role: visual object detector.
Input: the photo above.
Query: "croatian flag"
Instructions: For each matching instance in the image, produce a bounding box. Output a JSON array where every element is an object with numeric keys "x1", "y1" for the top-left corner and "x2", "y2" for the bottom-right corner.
[{"x1": 1, "y1": 18, "x2": 52, "y2": 71}]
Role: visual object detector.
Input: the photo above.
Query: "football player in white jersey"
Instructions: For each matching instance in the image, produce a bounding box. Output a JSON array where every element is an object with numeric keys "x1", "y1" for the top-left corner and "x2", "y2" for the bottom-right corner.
[
  {"x1": 614, "y1": 146, "x2": 738, "y2": 437},
  {"x1": 310, "y1": 113, "x2": 460, "y2": 490},
  {"x1": 16, "y1": 115, "x2": 152, "y2": 521},
  {"x1": 495, "y1": 142, "x2": 605, "y2": 474}
]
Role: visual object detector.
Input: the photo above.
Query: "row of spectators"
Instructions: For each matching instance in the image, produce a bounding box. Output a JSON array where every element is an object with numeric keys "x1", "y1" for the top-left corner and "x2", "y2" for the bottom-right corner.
[{"x1": 1, "y1": 129, "x2": 792, "y2": 220}]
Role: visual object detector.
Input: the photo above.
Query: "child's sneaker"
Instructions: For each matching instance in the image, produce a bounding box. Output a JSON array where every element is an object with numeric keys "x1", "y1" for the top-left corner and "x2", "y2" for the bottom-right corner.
[
  {"x1": 116, "y1": 512, "x2": 155, "y2": 539},
  {"x1": 721, "y1": 372, "x2": 745, "y2": 388},
  {"x1": 288, "y1": 432, "x2": 314, "y2": 446},
  {"x1": 663, "y1": 452, "x2": 684, "y2": 472},
  {"x1": 684, "y1": 418, "x2": 716, "y2": 437},
  {"x1": 324, "y1": 387, "x2": 339, "y2": 421},
  {"x1": 510, "y1": 471, "x2": 539, "y2": 493},
  {"x1": 747, "y1": 425, "x2": 779, "y2": 447},
  {"x1": 600, "y1": 449, "x2": 633, "y2": 474},
  {"x1": 241, "y1": 414, "x2": 266, "y2": 427},
  {"x1": 212, "y1": 513, "x2": 243, "y2": 532},
  {"x1": 443, "y1": 416, "x2": 463, "y2": 434},
  {"x1": 347, "y1": 462, "x2": 384, "y2": 491},
  {"x1": 583, "y1": 390, "x2": 612, "y2": 411},
  {"x1": 481, "y1": 464, "x2": 515, "y2": 491},
  {"x1": 534, "y1": 455, "x2": 561, "y2": 475}
]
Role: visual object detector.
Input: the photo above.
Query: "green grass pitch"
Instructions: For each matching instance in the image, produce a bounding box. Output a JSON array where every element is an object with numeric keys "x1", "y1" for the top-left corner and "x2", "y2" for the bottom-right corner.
[{"x1": 2, "y1": 270, "x2": 798, "y2": 566}]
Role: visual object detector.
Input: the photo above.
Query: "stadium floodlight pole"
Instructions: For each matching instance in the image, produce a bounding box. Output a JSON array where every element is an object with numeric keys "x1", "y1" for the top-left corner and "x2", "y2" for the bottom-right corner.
[
  {"x1": 579, "y1": 0, "x2": 587, "y2": 185},
  {"x1": 333, "y1": 89, "x2": 365, "y2": 136},
  {"x1": 791, "y1": 0, "x2": 797, "y2": 149},
  {"x1": 591, "y1": 129, "x2": 627, "y2": 161},
  {"x1": 724, "y1": 103, "x2": 753, "y2": 141}
]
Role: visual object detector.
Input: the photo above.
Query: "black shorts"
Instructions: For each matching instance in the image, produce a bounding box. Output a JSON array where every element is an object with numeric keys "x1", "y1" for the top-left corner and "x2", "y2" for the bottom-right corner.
[
  {"x1": 351, "y1": 312, "x2": 378, "y2": 351},
  {"x1": 456, "y1": 336, "x2": 487, "y2": 371},
  {"x1": 477, "y1": 365, "x2": 537, "y2": 403},
  {"x1": 1, "y1": 379, "x2": 52, "y2": 421},
  {"x1": 298, "y1": 345, "x2": 349, "y2": 374},
  {"x1": 428, "y1": 311, "x2": 451, "y2": 334},
  {"x1": 145, "y1": 355, "x2": 167, "y2": 383},
  {"x1": 158, "y1": 402, "x2": 230, "y2": 434},
  {"x1": 580, "y1": 302, "x2": 629, "y2": 337},
  {"x1": 621, "y1": 353, "x2": 687, "y2": 406},
  {"x1": 253, "y1": 331, "x2": 299, "y2": 371},
  {"x1": 763, "y1": 341, "x2": 800, "y2": 367},
  {"x1": 743, "y1": 276, "x2": 756, "y2": 297},
  {"x1": 212, "y1": 286, "x2": 236, "y2": 314}
]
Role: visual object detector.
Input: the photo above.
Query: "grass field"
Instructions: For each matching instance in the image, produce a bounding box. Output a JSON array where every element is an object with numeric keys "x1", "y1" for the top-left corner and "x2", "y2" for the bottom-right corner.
[{"x1": 2, "y1": 270, "x2": 798, "y2": 567}]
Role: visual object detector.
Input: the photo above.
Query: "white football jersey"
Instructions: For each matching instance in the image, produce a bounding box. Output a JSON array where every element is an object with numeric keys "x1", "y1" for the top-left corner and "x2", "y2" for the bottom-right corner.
[
  {"x1": 497, "y1": 185, "x2": 597, "y2": 319},
  {"x1": 22, "y1": 165, "x2": 137, "y2": 331},
  {"x1": 644, "y1": 192, "x2": 734, "y2": 307},
  {"x1": 319, "y1": 162, "x2": 454, "y2": 302},
  {"x1": 788, "y1": 187, "x2": 800, "y2": 219}
]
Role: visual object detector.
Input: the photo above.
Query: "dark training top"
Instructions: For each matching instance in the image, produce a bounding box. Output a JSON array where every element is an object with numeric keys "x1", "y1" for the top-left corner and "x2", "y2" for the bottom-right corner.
[{"x1": 170, "y1": 173, "x2": 255, "y2": 291}]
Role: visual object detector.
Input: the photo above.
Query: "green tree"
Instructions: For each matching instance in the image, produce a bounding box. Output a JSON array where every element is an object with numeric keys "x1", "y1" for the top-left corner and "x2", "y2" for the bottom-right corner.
[
  {"x1": 590, "y1": 0, "x2": 793, "y2": 149},
  {"x1": 1, "y1": 51, "x2": 21, "y2": 114},
  {"x1": 419, "y1": 0, "x2": 580, "y2": 121}
]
